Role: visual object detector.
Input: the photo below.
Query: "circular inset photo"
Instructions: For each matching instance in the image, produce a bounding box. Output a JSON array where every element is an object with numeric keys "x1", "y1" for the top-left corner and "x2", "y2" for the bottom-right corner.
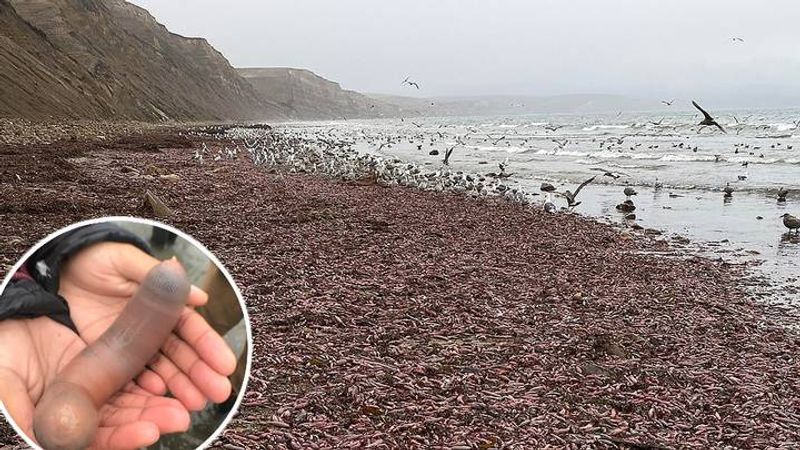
[{"x1": 0, "y1": 217, "x2": 251, "y2": 450}]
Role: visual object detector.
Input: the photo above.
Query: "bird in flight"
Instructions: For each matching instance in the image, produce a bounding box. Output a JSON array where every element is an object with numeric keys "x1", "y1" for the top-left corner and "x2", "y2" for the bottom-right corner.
[
  {"x1": 402, "y1": 77, "x2": 421, "y2": 89},
  {"x1": 562, "y1": 176, "x2": 597, "y2": 208},
  {"x1": 544, "y1": 124, "x2": 564, "y2": 132},
  {"x1": 661, "y1": 99, "x2": 676, "y2": 106},
  {"x1": 443, "y1": 145, "x2": 455, "y2": 165},
  {"x1": 731, "y1": 37, "x2": 745, "y2": 43},
  {"x1": 692, "y1": 100, "x2": 726, "y2": 134},
  {"x1": 591, "y1": 168, "x2": 628, "y2": 179},
  {"x1": 489, "y1": 135, "x2": 507, "y2": 145}
]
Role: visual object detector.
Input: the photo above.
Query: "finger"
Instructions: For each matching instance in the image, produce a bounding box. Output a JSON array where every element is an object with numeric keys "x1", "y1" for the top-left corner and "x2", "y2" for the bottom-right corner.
[
  {"x1": 187, "y1": 286, "x2": 208, "y2": 307},
  {"x1": 111, "y1": 245, "x2": 161, "y2": 284},
  {"x1": 101, "y1": 398, "x2": 189, "y2": 434},
  {"x1": 161, "y1": 333, "x2": 232, "y2": 404},
  {"x1": 135, "y1": 369, "x2": 167, "y2": 396},
  {"x1": 111, "y1": 247, "x2": 208, "y2": 306},
  {"x1": 91, "y1": 421, "x2": 160, "y2": 450},
  {"x1": 147, "y1": 353, "x2": 207, "y2": 411},
  {"x1": 0, "y1": 368, "x2": 35, "y2": 439},
  {"x1": 175, "y1": 309, "x2": 237, "y2": 376}
]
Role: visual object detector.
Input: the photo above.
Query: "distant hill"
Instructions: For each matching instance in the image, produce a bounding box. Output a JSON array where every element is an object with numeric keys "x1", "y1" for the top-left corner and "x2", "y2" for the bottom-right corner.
[
  {"x1": 0, "y1": 0, "x2": 663, "y2": 123},
  {"x1": 238, "y1": 68, "x2": 401, "y2": 121},
  {"x1": 0, "y1": 0, "x2": 284, "y2": 121},
  {"x1": 370, "y1": 94, "x2": 663, "y2": 117}
]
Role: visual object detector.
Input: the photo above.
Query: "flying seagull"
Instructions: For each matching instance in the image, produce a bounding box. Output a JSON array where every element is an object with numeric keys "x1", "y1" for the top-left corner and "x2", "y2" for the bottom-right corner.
[
  {"x1": 443, "y1": 145, "x2": 455, "y2": 165},
  {"x1": 661, "y1": 99, "x2": 676, "y2": 106},
  {"x1": 562, "y1": 176, "x2": 597, "y2": 208},
  {"x1": 692, "y1": 100, "x2": 726, "y2": 134},
  {"x1": 591, "y1": 168, "x2": 628, "y2": 179},
  {"x1": 402, "y1": 77, "x2": 421, "y2": 89},
  {"x1": 731, "y1": 37, "x2": 745, "y2": 43}
]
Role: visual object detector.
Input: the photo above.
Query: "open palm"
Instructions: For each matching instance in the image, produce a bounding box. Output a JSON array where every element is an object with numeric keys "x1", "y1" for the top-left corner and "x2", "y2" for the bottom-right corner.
[
  {"x1": 57, "y1": 242, "x2": 237, "y2": 411},
  {"x1": 0, "y1": 317, "x2": 190, "y2": 450}
]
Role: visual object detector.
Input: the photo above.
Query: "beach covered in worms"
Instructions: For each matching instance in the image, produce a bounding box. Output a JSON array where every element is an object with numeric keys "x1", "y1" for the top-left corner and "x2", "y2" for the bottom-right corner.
[{"x1": 1, "y1": 127, "x2": 799, "y2": 449}]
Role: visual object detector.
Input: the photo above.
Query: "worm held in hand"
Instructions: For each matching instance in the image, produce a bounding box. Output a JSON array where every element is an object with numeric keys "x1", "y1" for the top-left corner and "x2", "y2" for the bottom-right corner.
[{"x1": 33, "y1": 258, "x2": 190, "y2": 450}]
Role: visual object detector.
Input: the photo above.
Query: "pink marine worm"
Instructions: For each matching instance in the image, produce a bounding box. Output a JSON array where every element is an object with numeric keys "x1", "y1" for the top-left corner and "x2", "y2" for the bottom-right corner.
[{"x1": 33, "y1": 258, "x2": 190, "y2": 450}]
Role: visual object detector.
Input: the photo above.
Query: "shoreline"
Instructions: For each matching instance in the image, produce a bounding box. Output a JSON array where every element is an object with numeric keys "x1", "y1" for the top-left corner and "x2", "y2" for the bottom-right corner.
[{"x1": 1, "y1": 126, "x2": 799, "y2": 448}]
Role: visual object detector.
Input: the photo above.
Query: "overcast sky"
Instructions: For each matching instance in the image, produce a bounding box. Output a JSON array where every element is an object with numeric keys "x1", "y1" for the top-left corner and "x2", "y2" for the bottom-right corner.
[{"x1": 130, "y1": 0, "x2": 800, "y2": 105}]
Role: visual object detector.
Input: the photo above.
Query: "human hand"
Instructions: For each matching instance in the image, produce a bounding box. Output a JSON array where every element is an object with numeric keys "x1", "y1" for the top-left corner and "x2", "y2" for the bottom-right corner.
[
  {"x1": 0, "y1": 317, "x2": 190, "y2": 450},
  {"x1": 57, "y1": 242, "x2": 237, "y2": 411}
]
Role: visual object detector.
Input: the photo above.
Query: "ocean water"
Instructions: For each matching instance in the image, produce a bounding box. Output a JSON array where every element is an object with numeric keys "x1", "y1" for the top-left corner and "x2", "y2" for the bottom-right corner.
[{"x1": 279, "y1": 108, "x2": 800, "y2": 300}]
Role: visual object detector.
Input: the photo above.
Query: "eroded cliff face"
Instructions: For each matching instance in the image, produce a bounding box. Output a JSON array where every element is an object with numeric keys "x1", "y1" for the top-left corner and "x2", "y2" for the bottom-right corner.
[
  {"x1": 238, "y1": 68, "x2": 402, "y2": 120},
  {"x1": 0, "y1": 0, "x2": 285, "y2": 121}
]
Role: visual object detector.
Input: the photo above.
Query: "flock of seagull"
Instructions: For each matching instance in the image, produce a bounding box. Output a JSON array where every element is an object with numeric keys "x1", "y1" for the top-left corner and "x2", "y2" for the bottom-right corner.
[
  {"x1": 395, "y1": 74, "x2": 799, "y2": 235},
  {"x1": 218, "y1": 120, "x2": 800, "y2": 236}
]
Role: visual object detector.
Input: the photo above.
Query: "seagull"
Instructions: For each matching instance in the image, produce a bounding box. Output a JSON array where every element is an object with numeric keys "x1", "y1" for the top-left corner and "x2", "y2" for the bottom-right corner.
[
  {"x1": 443, "y1": 145, "x2": 455, "y2": 166},
  {"x1": 552, "y1": 139, "x2": 569, "y2": 149},
  {"x1": 731, "y1": 37, "x2": 745, "y2": 43},
  {"x1": 544, "y1": 125, "x2": 564, "y2": 132},
  {"x1": 782, "y1": 213, "x2": 800, "y2": 233},
  {"x1": 402, "y1": 77, "x2": 420, "y2": 89},
  {"x1": 778, "y1": 187, "x2": 789, "y2": 203},
  {"x1": 616, "y1": 199, "x2": 636, "y2": 213},
  {"x1": 661, "y1": 99, "x2": 676, "y2": 106},
  {"x1": 544, "y1": 193, "x2": 557, "y2": 214},
  {"x1": 498, "y1": 158, "x2": 509, "y2": 175},
  {"x1": 562, "y1": 176, "x2": 596, "y2": 208},
  {"x1": 591, "y1": 168, "x2": 628, "y2": 179},
  {"x1": 650, "y1": 118, "x2": 665, "y2": 126},
  {"x1": 723, "y1": 182, "x2": 734, "y2": 198},
  {"x1": 692, "y1": 100, "x2": 726, "y2": 133},
  {"x1": 624, "y1": 187, "x2": 638, "y2": 197},
  {"x1": 491, "y1": 135, "x2": 507, "y2": 145}
]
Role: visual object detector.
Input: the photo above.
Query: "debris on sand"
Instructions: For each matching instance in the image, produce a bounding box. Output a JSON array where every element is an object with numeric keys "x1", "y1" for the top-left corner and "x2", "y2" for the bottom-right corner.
[{"x1": 1, "y1": 127, "x2": 799, "y2": 449}]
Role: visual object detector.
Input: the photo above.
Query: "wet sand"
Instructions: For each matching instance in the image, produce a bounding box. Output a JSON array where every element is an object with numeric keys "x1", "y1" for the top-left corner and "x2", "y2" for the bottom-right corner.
[{"x1": 1, "y1": 128, "x2": 800, "y2": 449}]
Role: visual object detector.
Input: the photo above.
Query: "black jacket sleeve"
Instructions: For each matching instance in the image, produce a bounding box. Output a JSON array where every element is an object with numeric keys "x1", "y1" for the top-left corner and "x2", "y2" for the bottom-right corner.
[{"x1": 0, "y1": 223, "x2": 152, "y2": 333}]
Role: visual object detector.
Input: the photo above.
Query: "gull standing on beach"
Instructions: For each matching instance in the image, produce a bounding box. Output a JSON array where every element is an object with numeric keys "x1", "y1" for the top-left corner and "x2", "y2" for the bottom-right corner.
[
  {"x1": 782, "y1": 213, "x2": 800, "y2": 233},
  {"x1": 777, "y1": 187, "x2": 789, "y2": 203}
]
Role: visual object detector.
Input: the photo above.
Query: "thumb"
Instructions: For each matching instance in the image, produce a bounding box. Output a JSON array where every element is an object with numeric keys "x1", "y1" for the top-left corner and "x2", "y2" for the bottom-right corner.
[
  {"x1": 0, "y1": 367, "x2": 36, "y2": 441},
  {"x1": 111, "y1": 245, "x2": 208, "y2": 307}
]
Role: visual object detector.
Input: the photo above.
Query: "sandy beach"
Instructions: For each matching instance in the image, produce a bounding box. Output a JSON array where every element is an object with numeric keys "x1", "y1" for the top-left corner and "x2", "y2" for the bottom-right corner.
[{"x1": 0, "y1": 125, "x2": 798, "y2": 449}]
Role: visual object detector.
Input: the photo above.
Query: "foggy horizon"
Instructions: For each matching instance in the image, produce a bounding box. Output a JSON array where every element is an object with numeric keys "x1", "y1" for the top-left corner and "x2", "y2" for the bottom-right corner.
[{"x1": 130, "y1": 0, "x2": 800, "y2": 108}]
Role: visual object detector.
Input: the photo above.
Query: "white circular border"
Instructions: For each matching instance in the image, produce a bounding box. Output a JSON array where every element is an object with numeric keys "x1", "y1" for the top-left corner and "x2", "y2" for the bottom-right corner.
[{"x1": 0, "y1": 216, "x2": 253, "y2": 450}]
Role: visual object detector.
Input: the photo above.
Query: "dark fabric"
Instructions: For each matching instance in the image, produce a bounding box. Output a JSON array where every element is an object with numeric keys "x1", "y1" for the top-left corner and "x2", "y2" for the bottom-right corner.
[
  {"x1": 0, "y1": 279, "x2": 77, "y2": 333},
  {"x1": 25, "y1": 223, "x2": 152, "y2": 293},
  {"x1": 1, "y1": 223, "x2": 152, "y2": 331}
]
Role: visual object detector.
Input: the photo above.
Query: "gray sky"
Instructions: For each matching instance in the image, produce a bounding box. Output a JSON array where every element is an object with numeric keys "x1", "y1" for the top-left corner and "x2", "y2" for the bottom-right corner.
[{"x1": 130, "y1": 0, "x2": 800, "y2": 105}]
